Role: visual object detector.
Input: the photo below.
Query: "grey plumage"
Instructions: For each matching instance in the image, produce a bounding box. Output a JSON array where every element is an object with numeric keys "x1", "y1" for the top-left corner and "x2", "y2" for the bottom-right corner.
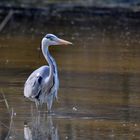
[{"x1": 24, "y1": 66, "x2": 50, "y2": 100}]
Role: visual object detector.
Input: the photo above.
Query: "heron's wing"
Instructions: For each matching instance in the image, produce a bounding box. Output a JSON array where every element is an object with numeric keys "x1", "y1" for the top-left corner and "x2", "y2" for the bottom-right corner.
[{"x1": 24, "y1": 66, "x2": 50, "y2": 98}]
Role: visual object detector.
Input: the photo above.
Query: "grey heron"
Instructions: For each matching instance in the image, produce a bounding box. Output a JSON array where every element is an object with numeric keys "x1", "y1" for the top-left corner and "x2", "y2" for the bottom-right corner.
[{"x1": 24, "y1": 34, "x2": 72, "y2": 111}]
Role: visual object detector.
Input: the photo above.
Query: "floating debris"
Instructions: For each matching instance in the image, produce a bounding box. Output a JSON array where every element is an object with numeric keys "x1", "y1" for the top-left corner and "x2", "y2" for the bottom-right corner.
[
  {"x1": 14, "y1": 112, "x2": 16, "y2": 116},
  {"x1": 72, "y1": 106, "x2": 77, "y2": 111},
  {"x1": 122, "y1": 123, "x2": 126, "y2": 126},
  {"x1": 134, "y1": 124, "x2": 137, "y2": 127}
]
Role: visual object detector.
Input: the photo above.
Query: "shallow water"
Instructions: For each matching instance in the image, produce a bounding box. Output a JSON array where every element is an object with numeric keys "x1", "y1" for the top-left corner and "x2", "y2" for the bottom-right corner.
[{"x1": 0, "y1": 25, "x2": 140, "y2": 139}]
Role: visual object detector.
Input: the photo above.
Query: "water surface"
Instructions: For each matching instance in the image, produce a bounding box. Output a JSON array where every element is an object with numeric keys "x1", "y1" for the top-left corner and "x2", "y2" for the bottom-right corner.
[{"x1": 0, "y1": 25, "x2": 140, "y2": 139}]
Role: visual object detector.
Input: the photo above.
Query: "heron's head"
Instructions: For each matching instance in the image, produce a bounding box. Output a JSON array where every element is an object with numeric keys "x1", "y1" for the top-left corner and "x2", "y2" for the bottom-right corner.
[{"x1": 42, "y1": 34, "x2": 72, "y2": 47}]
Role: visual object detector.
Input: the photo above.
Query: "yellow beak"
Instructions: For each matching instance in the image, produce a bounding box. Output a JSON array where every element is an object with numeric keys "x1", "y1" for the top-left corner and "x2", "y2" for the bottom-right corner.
[{"x1": 58, "y1": 38, "x2": 72, "y2": 45}]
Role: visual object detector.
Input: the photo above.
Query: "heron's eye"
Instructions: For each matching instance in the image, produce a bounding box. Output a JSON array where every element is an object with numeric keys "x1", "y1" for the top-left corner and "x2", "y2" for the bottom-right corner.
[{"x1": 49, "y1": 37, "x2": 54, "y2": 41}]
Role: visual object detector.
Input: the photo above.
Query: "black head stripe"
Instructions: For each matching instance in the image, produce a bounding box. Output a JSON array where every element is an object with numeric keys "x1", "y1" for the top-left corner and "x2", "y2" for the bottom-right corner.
[{"x1": 45, "y1": 34, "x2": 56, "y2": 41}]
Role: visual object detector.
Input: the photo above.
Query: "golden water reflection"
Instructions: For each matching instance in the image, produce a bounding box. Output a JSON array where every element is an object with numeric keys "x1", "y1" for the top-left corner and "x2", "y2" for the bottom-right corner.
[{"x1": 0, "y1": 26, "x2": 140, "y2": 139}]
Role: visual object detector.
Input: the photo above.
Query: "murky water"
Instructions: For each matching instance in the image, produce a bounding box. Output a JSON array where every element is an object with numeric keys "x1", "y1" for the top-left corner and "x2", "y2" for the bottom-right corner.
[{"x1": 0, "y1": 25, "x2": 140, "y2": 140}]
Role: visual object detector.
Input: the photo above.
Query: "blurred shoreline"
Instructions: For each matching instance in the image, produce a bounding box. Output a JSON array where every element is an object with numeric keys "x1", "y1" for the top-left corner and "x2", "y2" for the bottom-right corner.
[{"x1": 0, "y1": 3, "x2": 140, "y2": 35}]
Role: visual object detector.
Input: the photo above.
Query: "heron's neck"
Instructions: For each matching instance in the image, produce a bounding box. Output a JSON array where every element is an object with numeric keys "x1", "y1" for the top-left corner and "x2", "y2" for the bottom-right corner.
[
  {"x1": 50, "y1": 55, "x2": 58, "y2": 75},
  {"x1": 42, "y1": 45, "x2": 54, "y2": 80}
]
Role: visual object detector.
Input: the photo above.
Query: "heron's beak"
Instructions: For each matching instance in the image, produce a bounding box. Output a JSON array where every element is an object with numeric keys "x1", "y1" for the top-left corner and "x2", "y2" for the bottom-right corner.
[{"x1": 58, "y1": 38, "x2": 72, "y2": 45}]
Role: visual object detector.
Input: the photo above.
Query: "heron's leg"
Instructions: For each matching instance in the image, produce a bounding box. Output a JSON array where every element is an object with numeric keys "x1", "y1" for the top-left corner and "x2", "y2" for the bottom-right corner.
[
  {"x1": 54, "y1": 91, "x2": 58, "y2": 102},
  {"x1": 47, "y1": 94, "x2": 53, "y2": 113},
  {"x1": 35, "y1": 99, "x2": 39, "y2": 111},
  {"x1": 47, "y1": 102, "x2": 52, "y2": 113}
]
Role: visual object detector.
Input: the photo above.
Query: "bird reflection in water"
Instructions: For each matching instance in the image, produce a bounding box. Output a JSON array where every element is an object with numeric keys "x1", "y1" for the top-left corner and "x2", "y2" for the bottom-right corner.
[{"x1": 24, "y1": 108, "x2": 59, "y2": 140}]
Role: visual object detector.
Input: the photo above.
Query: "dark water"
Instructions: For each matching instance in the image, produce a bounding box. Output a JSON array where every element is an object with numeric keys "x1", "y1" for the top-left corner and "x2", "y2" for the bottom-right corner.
[{"x1": 0, "y1": 25, "x2": 140, "y2": 140}]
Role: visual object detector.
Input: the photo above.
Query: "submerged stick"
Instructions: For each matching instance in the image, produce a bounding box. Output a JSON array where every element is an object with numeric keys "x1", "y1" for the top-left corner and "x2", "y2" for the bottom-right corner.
[
  {"x1": 5, "y1": 108, "x2": 14, "y2": 140},
  {"x1": 0, "y1": 90, "x2": 17, "y2": 139},
  {"x1": 0, "y1": 121, "x2": 9, "y2": 129},
  {"x1": 1, "y1": 90, "x2": 10, "y2": 114},
  {"x1": 0, "y1": 10, "x2": 13, "y2": 32}
]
